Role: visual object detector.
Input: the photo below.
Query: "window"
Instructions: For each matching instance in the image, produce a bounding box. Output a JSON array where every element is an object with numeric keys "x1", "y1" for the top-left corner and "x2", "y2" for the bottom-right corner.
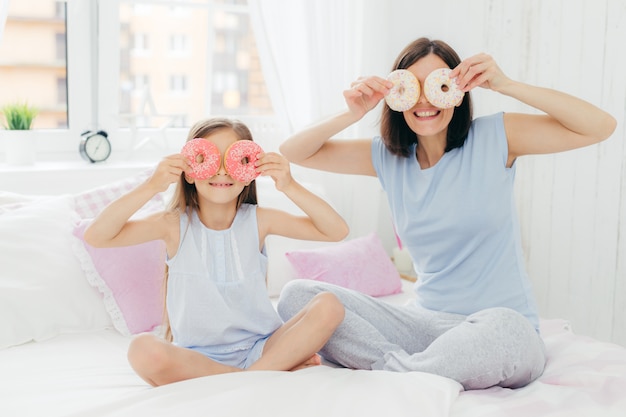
[
  {"x1": 55, "y1": 32, "x2": 66, "y2": 61},
  {"x1": 99, "y1": 0, "x2": 275, "y2": 131},
  {"x1": 169, "y1": 74, "x2": 188, "y2": 94},
  {"x1": 0, "y1": 0, "x2": 69, "y2": 129},
  {"x1": 1, "y1": 0, "x2": 278, "y2": 158},
  {"x1": 0, "y1": 0, "x2": 92, "y2": 159},
  {"x1": 169, "y1": 34, "x2": 189, "y2": 55},
  {"x1": 54, "y1": 1, "x2": 66, "y2": 19},
  {"x1": 131, "y1": 33, "x2": 150, "y2": 54},
  {"x1": 56, "y1": 77, "x2": 67, "y2": 107},
  {"x1": 133, "y1": 74, "x2": 150, "y2": 93}
]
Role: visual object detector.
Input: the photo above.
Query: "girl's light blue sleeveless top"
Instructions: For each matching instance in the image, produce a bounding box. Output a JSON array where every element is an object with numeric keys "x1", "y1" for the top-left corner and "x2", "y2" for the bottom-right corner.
[
  {"x1": 372, "y1": 112, "x2": 539, "y2": 330},
  {"x1": 166, "y1": 204, "x2": 282, "y2": 352}
]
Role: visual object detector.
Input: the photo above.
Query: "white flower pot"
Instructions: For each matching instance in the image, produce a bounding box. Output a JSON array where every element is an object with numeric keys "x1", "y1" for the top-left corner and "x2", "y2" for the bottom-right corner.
[{"x1": 4, "y1": 130, "x2": 37, "y2": 165}]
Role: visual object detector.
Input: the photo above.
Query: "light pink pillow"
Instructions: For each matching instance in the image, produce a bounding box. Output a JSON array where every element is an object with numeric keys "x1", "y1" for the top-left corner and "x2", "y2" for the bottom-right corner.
[
  {"x1": 285, "y1": 233, "x2": 402, "y2": 297},
  {"x1": 73, "y1": 220, "x2": 167, "y2": 336}
]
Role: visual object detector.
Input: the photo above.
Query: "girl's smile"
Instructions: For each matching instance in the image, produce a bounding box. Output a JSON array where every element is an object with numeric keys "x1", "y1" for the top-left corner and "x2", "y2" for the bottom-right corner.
[{"x1": 208, "y1": 181, "x2": 234, "y2": 188}]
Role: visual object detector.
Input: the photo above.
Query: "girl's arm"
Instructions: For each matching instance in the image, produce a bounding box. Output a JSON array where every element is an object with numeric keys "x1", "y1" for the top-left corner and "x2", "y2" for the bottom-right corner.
[
  {"x1": 279, "y1": 76, "x2": 394, "y2": 176},
  {"x1": 450, "y1": 53, "x2": 617, "y2": 166},
  {"x1": 83, "y1": 154, "x2": 188, "y2": 252},
  {"x1": 255, "y1": 152, "x2": 349, "y2": 243}
]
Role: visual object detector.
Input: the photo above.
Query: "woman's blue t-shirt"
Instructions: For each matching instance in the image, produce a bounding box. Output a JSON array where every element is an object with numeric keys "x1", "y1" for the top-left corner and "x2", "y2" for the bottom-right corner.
[{"x1": 371, "y1": 112, "x2": 539, "y2": 330}]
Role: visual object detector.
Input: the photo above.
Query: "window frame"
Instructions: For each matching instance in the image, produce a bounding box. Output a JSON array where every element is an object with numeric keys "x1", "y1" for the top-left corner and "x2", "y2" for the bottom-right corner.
[
  {"x1": 6, "y1": 0, "x2": 95, "y2": 159},
  {"x1": 96, "y1": 0, "x2": 283, "y2": 160},
  {"x1": 3, "y1": 0, "x2": 284, "y2": 164}
]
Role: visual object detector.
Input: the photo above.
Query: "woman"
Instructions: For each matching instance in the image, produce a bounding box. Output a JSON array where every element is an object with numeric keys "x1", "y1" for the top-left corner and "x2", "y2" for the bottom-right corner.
[{"x1": 277, "y1": 37, "x2": 616, "y2": 390}]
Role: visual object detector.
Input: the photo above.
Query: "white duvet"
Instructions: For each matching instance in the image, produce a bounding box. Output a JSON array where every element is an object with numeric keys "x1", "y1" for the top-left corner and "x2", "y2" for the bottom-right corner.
[
  {"x1": 74, "y1": 368, "x2": 460, "y2": 417},
  {"x1": 1, "y1": 330, "x2": 460, "y2": 417},
  {"x1": 3, "y1": 319, "x2": 626, "y2": 417}
]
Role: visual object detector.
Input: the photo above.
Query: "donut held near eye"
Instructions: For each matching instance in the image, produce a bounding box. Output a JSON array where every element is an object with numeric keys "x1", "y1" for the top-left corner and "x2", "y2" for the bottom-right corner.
[
  {"x1": 224, "y1": 140, "x2": 263, "y2": 183},
  {"x1": 384, "y1": 69, "x2": 420, "y2": 112},
  {"x1": 181, "y1": 138, "x2": 221, "y2": 180},
  {"x1": 423, "y1": 68, "x2": 464, "y2": 109}
]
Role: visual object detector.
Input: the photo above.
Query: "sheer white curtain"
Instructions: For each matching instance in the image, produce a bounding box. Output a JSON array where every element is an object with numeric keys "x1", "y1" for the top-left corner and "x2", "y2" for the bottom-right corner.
[
  {"x1": 248, "y1": 0, "x2": 364, "y2": 136},
  {"x1": 0, "y1": 0, "x2": 9, "y2": 45},
  {"x1": 248, "y1": 0, "x2": 396, "y2": 245}
]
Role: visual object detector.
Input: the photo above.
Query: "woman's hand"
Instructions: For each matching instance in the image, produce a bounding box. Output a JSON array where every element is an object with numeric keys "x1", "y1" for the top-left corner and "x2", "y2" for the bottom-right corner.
[
  {"x1": 148, "y1": 154, "x2": 189, "y2": 193},
  {"x1": 343, "y1": 76, "x2": 392, "y2": 119},
  {"x1": 450, "y1": 53, "x2": 512, "y2": 93},
  {"x1": 256, "y1": 152, "x2": 293, "y2": 192}
]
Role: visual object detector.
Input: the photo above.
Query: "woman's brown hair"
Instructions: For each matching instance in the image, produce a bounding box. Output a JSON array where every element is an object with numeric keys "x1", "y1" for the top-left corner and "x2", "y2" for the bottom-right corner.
[{"x1": 380, "y1": 38, "x2": 473, "y2": 157}]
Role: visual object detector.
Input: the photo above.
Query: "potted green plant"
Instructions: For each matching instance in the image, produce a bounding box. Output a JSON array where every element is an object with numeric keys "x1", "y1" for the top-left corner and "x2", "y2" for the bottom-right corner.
[
  {"x1": 2, "y1": 102, "x2": 38, "y2": 130},
  {"x1": 2, "y1": 101, "x2": 39, "y2": 165}
]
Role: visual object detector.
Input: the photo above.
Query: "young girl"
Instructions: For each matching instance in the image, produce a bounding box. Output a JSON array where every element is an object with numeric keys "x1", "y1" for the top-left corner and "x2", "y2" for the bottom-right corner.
[
  {"x1": 277, "y1": 38, "x2": 616, "y2": 390},
  {"x1": 84, "y1": 117, "x2": 349, "y2": 387}
]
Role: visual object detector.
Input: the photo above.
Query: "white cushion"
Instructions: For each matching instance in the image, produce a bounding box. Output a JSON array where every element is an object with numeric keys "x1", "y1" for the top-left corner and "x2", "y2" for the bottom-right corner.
[{"x1": 0, "y1": 195, "x2": 112, "y2": 349}]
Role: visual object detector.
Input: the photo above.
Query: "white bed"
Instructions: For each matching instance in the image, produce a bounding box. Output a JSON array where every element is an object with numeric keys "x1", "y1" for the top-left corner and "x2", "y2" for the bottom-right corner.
[
  {"x1": 3, "y1": 317, "x2": 624, "y2": 417},
  {"x1": 1, "y1": 173, "x2": 625, "y2": 417}
]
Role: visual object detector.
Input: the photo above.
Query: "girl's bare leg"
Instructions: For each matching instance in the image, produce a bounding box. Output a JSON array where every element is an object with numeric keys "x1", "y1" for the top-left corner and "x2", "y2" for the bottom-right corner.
[
  {"x1": 247, "y1": 292, "x2": 345, "y2": 372},
  {"x1": 127, "y1": 333, "x2": 241, "y2": 386},
  {"x1": 289, "y1": 353, "x2": 322, "y2": 371}
]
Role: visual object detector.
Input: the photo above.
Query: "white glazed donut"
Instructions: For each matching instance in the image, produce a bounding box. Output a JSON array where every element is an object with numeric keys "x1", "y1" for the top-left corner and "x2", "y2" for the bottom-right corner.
[
  {"x1": 384, "y1": 69, "x2": 420, "y2": 112},
  {"x1": 423, "y1": 68, "x2": 464, "y2": 109}
]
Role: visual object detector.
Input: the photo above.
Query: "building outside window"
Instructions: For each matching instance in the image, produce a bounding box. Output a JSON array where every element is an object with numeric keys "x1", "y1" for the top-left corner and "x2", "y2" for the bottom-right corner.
[
  {"x1": 0, "y1": 0, "x2": 68, "y2": 129},
  {"x1": 0, "y1": 0, "x2": 275, "y2": 136}
]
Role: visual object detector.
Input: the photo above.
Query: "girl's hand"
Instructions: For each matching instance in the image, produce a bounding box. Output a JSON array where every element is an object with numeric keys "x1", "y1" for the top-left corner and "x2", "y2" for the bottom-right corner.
[
  {"x1": 343, "y1": 76, "x2": 392, "y2": 119},
  {"x1": 450, "y1": 53, "x2": 512, "y2": 93},
  {"x1": 148, "y1": 154, "x2": 189, "y2": 193},
  {"x1": 255, "y1": 152, "x2": 292, "y2": 192}
]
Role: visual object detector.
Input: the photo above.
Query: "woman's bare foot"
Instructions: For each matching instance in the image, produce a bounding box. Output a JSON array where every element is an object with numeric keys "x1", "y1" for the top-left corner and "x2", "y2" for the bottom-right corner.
[{"x1": 289, "y1": 353, "x2": 322, "y2": 371}]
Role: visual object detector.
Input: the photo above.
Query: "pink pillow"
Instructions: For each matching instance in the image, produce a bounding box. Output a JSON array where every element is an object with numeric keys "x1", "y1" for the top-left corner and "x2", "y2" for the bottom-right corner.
[
  {"x1": 73, "y1": 169, "x2": 156, "y2": 218},
  {"x1": 73, "y1": 220, "x2": 167, "y2": 335},
  {"x1": 285, "y1": 233, "x2": 402, "y2": 297}
]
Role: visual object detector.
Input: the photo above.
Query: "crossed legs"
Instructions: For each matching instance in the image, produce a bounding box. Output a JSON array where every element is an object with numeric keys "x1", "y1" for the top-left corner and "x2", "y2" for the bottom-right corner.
[
  {"x1": 128, "y1": 291, "x2": 344, "y2": 386},
  {"x1": 277, "y1": 280, "x2": 546, "y2": 390}
]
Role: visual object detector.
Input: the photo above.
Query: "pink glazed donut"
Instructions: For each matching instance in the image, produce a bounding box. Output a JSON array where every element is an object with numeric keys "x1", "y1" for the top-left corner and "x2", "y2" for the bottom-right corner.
[
  {"x1": 385, "y1": 69, "x2": 420, "y2": 112},
  {"x1": 423, "y1": 68, "x2": 464, "y2": 109},
  {"x1": 181, "y1": 138, "x2": 221, "y2": 180},
  {"x1": 224, "y1": 140, "x2": 263, "y2": 183}
]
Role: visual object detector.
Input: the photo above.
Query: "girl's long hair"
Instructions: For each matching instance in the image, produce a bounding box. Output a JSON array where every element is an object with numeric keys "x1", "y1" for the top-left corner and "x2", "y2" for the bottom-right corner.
[
  {"x1": 168, "y1": 117, "x2": 258, "y2": 213},
  {"x1": 162, "y1": 117, "x2": 258, "y2": 342}
]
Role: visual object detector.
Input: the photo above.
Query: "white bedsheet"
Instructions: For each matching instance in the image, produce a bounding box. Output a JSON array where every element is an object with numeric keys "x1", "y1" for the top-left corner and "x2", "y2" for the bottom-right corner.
[
  {"x1": 0, "y1": 329, "x2": 460, "y2": 417},
  {"x1": 69, "y1": 367, "x2": 460, "y2": 417},
  {"x1": 2, "y1": 318, "x2": 626, "y2": 417},
  {"x1": 452, "y1": 319, "x2": 626, "y2": 417}
]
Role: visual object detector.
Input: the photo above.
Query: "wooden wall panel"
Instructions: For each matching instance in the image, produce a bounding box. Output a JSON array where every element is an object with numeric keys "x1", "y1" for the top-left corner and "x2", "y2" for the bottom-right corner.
[{"x1": 509, "y1": 0, "x2": 625, "y2": 345}]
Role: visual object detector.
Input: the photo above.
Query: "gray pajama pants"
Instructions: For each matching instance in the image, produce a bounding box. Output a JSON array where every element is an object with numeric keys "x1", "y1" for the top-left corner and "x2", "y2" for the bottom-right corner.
[{"x1": 277, "y1": 280, "x2": 546, "y2": 390}]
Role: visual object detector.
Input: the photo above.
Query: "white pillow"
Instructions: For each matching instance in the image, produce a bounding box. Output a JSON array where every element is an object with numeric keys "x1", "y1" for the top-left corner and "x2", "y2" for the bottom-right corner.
[
  {"x1": 0, "y1": 191, "x2": 51, "y2": 214},
  {"x1": 0, "y1": 196, "x2": 112, "y2": 349},
  {"x1": 258, "y1": 177, "x2": 340, "y2": 297}
]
